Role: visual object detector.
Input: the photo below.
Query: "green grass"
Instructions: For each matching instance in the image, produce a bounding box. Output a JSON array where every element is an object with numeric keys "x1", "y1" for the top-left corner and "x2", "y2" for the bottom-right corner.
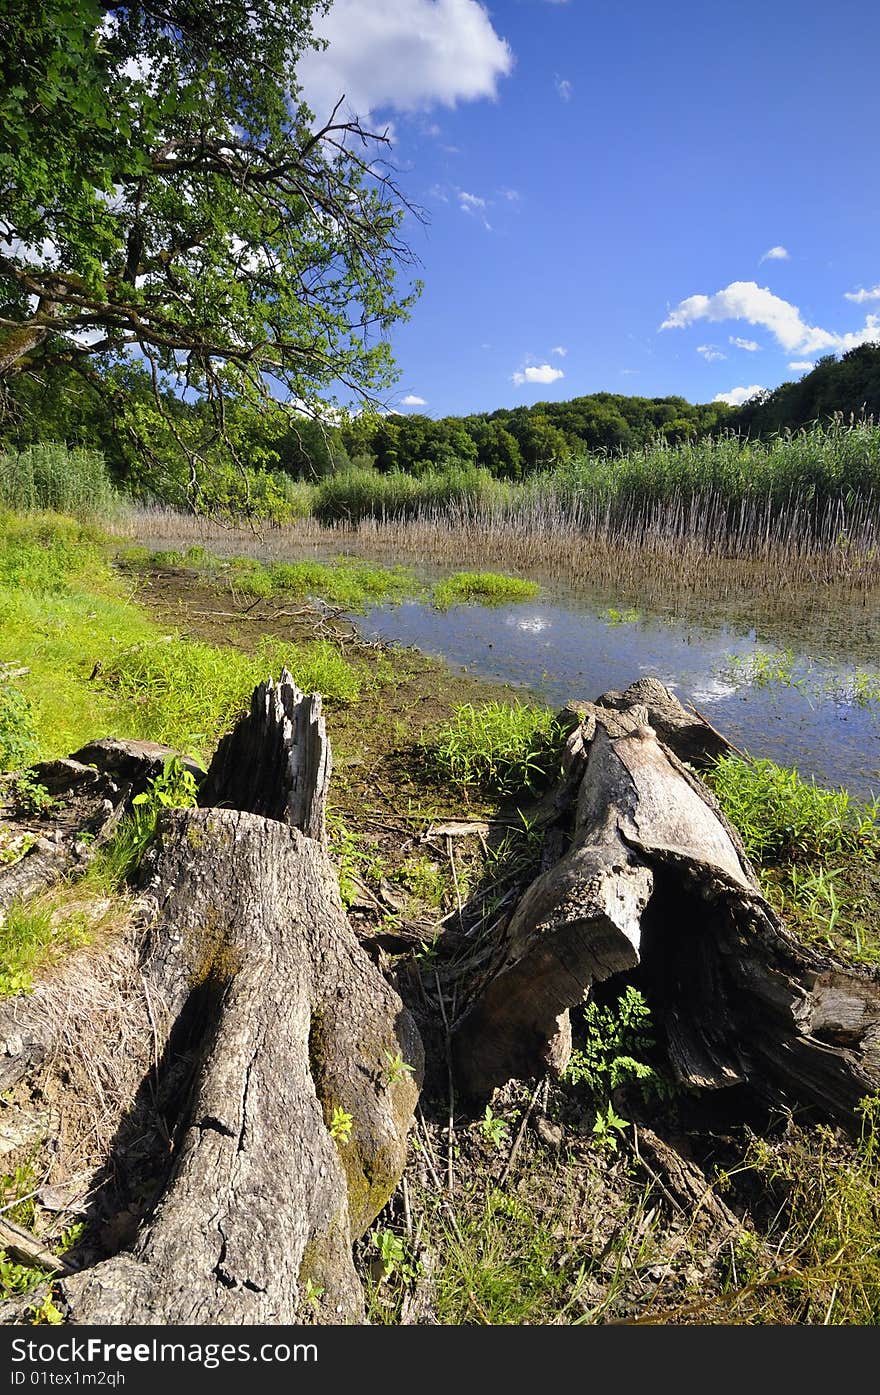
[
  {"x1": 431, "y1": 571, "x2": 540, "y2": 609},
  {"x1": 719, "y1": 647, "x2": 804, "y2": 690},
  {"x1": 0, "y1": 897, "x2": 94, "y2": 997},
  {"x1": 0, "y1": 513, "x2": 371, "y2": 767},
  {"x1": 422, "y1": 700, "x2": 563, "y2": 795},
  {"x1": 129, "y1": 544, "x2": 419, "y2": 611},
  {"x1": 708, "y1": 754, "x2": 880, "y2": 962},
  {"x1": 99, "y1": 634, "x2": 368, "y2": 754},
  {"x1": 707, "y1": 755, "x2": 880, "y2": 864},
  {"x1": 710, "y1": 1099, "x2": 880, "y2": 1325}
]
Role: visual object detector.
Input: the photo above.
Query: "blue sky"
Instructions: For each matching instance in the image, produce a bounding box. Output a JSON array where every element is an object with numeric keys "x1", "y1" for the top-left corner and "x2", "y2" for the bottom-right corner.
[{"x1": 299, "y1": 0, "x2": 880, "y2": 417}]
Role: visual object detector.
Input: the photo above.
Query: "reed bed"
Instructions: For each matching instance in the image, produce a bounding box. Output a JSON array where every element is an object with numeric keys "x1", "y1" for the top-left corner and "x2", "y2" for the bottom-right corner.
[
  {"x1": 110, "y1": 422, "x2": 880, "y2": 596},
  {"x1": 116, "y1": 486, "x2": 880, "y2": 598}
]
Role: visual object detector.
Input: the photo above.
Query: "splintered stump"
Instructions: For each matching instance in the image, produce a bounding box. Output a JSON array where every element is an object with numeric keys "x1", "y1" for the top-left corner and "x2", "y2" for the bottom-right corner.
[
  {"x1": 454, "y1": 680, "x2": 880, "y2": 1120},
  {"x1": 63, "y1": 673, "x2": 422, "y2": 1325}
]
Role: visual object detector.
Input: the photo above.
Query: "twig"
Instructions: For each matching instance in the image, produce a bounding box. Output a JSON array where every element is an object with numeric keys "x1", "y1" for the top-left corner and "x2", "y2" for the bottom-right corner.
[
  {"x1": 434, "y1": 970, "x2": 456, "y2": 1195},
  {"x1": 401, "y1": 1175, "x2": 412, "y2": 1240},
  {"x1": 415, "y1": 1112, "x2": 463, "y2": 1245},
  {"x1": 0, "y1": 1218, "x2": 72, "y2": 1275},
  {"x1": 446, "y1": 834, "x2": 464, "y2": 927},
  {"x1": 499, "y1": 1076, "x2": 545, "y2": 1188}
]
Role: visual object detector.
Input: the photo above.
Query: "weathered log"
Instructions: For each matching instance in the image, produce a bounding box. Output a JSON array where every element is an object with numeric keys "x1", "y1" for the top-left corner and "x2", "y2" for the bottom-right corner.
[
  {"x1": 455, "y1": 684, "x2": 880, "y2": 1122},
  {"x1": 0, "y1": 761, "x2": 119, "y2": 917},
  {"x1": 63, "y1": 671, "x2": 422, "y2": 1326},
  {"x1": 0, "y1": 743, "x2": 206, "y2": 920}
]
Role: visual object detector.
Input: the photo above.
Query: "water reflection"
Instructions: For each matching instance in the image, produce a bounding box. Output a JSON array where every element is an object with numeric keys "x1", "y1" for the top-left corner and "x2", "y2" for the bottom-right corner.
[{"x1": 354, "y1": 598, "x2": 880, "y2": 800}]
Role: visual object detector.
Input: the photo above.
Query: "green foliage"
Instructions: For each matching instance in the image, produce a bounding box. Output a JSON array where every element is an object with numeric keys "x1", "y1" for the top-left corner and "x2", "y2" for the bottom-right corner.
[
  {"x1": 0, "y1": 681, "x2": 39, "y2": 772},
  {"x1": 3, "y1": 771, "x2": 54, "y2": 814},
  {"x1": 99, "y1": 634, "x2": 364, "y2": 753},
  {"x1": 732, "y1": 346, "x2": 880, "y2": 436},
  {"x1": 0, "y1": 443, "x2": 117, "y2": 518},
  {"x1": 432, "y1": 571, "x2": 540, "y2": 609},
  {"x1": 430, "y1": 1185, "x2": 576, "y2": 1325},
  {"x1": 0, "y1": 1, "x2": 420, "y2": 465},
  {"x1": 716, "y1": 1097, "x2": 880, "y2": 1323},
  {"x1": 565, "y1": 986, "x2": 666, "y2": 1106},
  {"x1": 480, "y1": 1106, "x2": 511, "y2": 1149},
  {"x1": 423, "y1": 701, "x2": 563, "y2": 796},
  {"x1": 590, "y1": 1101, "x2": 631, "y2": 1154},
  {"x1": 721, "y1": 647, "x2": 803, "y2": 690},
  {"x1": 0, "y1": 510, "x2": 105, "y2": 595},
  {"x1": 328, "y1": 1107, "x2": 353, "y2": 1145},
  {"x1": 382, "y1": 1051, "x2": 415, "y2": 1088},
  {"x1": 94, "y1": 756, "x2": 199, "y2": 890},
  {"x1": 708, "y1": 755, "x2": 880, "y2": 864},
  {"x1": 326, "y1": 815, "x2": 388, "y2": 910}
]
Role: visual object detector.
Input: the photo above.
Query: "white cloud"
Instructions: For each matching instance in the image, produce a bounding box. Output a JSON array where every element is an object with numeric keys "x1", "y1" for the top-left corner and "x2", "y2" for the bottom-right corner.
[
  {"x1": 499, "y1": 187, "x2": 521, "y2": 202},
  {"x1": 401, "y1": 393, "x2": 427, "y2": 406},
  {"x1": 512, "y1": 363, "x2": 565, "y2": 386},
  {"x1": 730, "y1": 336, "x2": 760, "y2": 352},
  {"x1": 458, "y1": 189, "x2": 492, "y2": 230},
  {"x1": 551, "y1": 345, "x2": 567, "y2": 357},
  {"x1": 713, "y1": 385, "x2": 765, "y2": 407},
  {"x1": 788, "y1": 361, "x2": 815, "y2": 372},
  {"x1": 760, "y1": 245, "x2": 789, "y2": 262},
  {"x1": 844, "y1": 284, "x2": 880, "y2": 304},
  {"x1": 297, "y1": 0, "x2": 514, "y2": 123},
  {"x1": 661, "y1": 280, "x2": 880, "y2": 356},
  {"x1": 555, "y1": 76, "x2": 573, "y2": 101},
  {"x1": 697, "y1": 344, "x2": 726, "y2": 362}
]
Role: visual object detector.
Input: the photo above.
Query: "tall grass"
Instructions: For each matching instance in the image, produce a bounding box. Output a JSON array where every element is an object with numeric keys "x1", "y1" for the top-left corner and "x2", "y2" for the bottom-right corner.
[
  {"x1": 117, "y1": 421, "x2": 880, "y2": 595},
  {"x1": 0, "y1": 443, "x2": 117, "y2": 518}
]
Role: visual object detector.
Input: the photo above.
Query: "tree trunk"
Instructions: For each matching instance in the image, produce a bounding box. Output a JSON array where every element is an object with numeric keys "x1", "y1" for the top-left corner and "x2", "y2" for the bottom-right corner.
[
  {"x1": 62, "y1": 672, "x2": 422, "y2": 1325},
  {"x1": 454, "y1": 682, "x2": 880, "y2": 1122}
]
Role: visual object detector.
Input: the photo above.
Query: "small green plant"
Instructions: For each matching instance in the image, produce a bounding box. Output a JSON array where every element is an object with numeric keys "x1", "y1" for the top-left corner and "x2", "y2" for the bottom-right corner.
[
  {"x1": 93, "y1": 755, "x2": 200, "y2": 890},
  {"x1": 480, "y1": 1106, "x2": 511, "y2": 1149},
  {"x1": 383, "y1": 1050, "x2": 415, "y2": 1087},
  {"x1": 720, "y1": 647, "x2": 804, "y2": 690},
  {"x1": 4, "y1": 770, "x2": 54, "y2": 814},
  {"x1": 0, "y1": 681, "x2": 39, "y2": 772},
  {"x1": 28, "y1": 1290, "x2": 64, "y2": 1325},
  {"x1": 591, "y1": 1101, "x2": 630, "y2": 1153},
  {"x1": 601, "y1": 606, "x2": 641, "y2": 625},
  {"x1": 302, "y1": 1277, "x2": 324, "y2": 1314},
  {"x1": 565, "y1": 986, "x2": 666, "y2": 1104},
  {"x1": 328, "y1": 1106, "x2": 353, "y2": 1144},
  {"x1": 372, "y1": 1227, "x2": 406, "y2": 1279}
]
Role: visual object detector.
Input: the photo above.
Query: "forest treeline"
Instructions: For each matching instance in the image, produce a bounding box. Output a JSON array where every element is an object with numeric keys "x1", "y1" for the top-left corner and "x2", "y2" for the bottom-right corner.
[{"x1": 2, "y1": 345, "x2": 879, "y2": 513}]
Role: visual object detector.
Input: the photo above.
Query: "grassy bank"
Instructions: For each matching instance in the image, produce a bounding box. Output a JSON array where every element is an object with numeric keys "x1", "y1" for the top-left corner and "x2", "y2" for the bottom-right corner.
[{"x1": 2, "y1": 509, "x2": 880, "y2": 1326}]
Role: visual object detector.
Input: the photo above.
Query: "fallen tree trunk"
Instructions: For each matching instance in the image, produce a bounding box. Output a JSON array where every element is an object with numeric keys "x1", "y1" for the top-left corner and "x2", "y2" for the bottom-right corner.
[
  {"x1": 455, "y1": 680, "x2": 880, "y2": 1121},
  {"x1": 63, "y1": 672, "x2": 422, "y2": 1325}
]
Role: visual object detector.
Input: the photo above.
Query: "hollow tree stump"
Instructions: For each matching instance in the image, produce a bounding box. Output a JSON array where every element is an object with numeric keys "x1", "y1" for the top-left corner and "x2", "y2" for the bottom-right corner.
[
  {"x1": 454, "y1": 682, "x2": 880, "y2": 1121},
  {"x1": 63, "y1": 672, "x2": 422, "y2": 1325}
]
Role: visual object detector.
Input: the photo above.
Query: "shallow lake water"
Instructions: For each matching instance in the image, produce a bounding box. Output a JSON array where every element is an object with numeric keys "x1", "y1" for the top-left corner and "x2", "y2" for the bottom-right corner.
[
  {"x1": 354, "y1": 594, "x2": 880, "y2": 799},
  {"x1": 137, "y1": 530, "x2": 880, "y2": 799}
]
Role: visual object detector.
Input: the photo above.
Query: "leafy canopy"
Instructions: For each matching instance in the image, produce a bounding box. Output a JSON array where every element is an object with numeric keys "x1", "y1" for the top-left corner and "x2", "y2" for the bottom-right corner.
[{"x1": 0, "y1": 1, "x2": 421, "y2": 446}]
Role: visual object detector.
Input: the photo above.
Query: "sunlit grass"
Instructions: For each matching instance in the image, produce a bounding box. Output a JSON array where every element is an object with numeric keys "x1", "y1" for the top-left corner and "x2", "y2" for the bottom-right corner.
[
  {"x1": 422, "y1": 700, "x2": 563, "y2": 795},
  {"x1": 431, "y1": 571, "x2": 540, "y2": 609}
]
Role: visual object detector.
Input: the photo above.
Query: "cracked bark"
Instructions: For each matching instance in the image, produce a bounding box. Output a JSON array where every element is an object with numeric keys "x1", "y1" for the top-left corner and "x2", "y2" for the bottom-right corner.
[
  {"x1": 454, "y1": 681, "x2": 880, "y2": 1120},
  {"x1": 63, "y1": 673, "x2": 422, "y2": 1325}
]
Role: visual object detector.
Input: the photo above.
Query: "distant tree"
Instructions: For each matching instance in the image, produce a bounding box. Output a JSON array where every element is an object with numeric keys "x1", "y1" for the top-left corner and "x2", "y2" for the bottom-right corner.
[{"x1": 0, "y1": 0, "x2": 421, "y2": 493}]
